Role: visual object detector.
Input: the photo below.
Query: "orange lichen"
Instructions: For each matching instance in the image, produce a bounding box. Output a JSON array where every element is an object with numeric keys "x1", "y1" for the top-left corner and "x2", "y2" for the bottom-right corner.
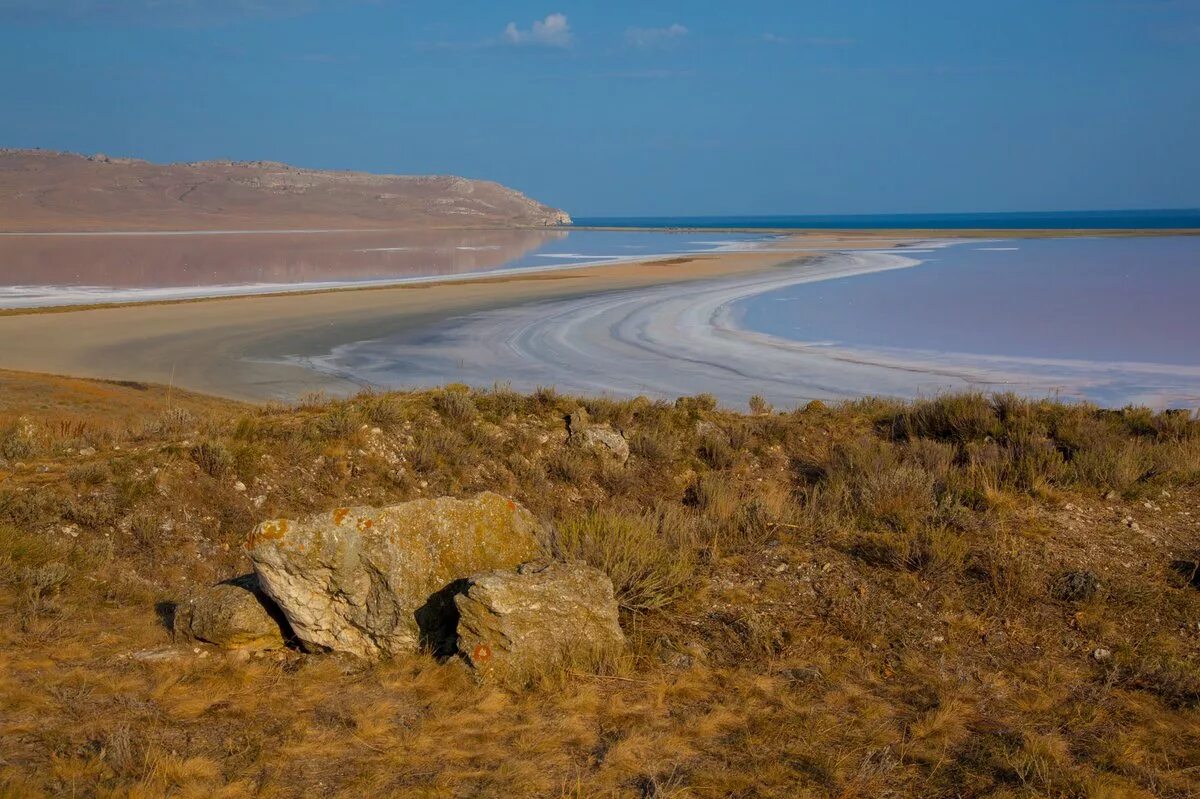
[
  {"x1": 247, "y1": 518, "x2": 290, "y2": 548},
  {"x1": 472, "y1": 644, "x2": 493, "y2": 662},
  {"x1": 356, "y1": 517, "x2": 374, "y2": 532},
  {"x1": 333, "y1": 507, "x2": 350, "y2": 526}
]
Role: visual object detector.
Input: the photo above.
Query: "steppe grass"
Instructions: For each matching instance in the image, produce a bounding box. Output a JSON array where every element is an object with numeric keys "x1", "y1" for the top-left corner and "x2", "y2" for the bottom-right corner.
[{"x1": 0, "y1": 375, "x2": 1198, "y2": 797}]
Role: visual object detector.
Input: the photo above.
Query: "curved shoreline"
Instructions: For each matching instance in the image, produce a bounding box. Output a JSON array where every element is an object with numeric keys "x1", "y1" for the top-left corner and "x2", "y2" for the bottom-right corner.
[{"x1": 292, "y1": 248, "x2": 1200, "y2": 409}]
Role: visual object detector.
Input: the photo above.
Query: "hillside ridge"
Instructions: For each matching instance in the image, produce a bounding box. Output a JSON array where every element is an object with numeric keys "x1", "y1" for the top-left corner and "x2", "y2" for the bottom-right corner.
[{"x1": 0, "y1": 148, "x2": 571, "y2": 231}]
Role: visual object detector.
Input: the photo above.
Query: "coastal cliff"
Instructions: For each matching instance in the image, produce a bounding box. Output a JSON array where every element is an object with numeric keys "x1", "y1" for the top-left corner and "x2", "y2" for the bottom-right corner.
[{"x1": 0, "y1": 148, "x2": 571, "y2": 231}]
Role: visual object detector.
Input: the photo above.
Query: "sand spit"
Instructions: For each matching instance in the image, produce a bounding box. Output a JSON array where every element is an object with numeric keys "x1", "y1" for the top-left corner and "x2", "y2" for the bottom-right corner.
[{"x1": 294, "y1": 249, "x2": 1200, "y2": 408}]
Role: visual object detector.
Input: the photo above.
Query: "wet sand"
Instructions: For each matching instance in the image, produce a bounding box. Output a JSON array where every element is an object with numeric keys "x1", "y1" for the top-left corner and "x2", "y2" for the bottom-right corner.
[{"x1": 0, "y1": 235, "x2": 842, "y2": 401}]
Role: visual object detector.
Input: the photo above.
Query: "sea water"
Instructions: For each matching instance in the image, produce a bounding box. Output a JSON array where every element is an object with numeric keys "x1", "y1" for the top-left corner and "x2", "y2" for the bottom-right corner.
[{"x1": 733, "y1": 235, "x2": 1200, "y2": 404}]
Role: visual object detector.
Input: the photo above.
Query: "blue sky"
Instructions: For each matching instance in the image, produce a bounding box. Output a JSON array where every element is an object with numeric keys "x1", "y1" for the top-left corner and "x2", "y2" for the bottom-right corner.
[{"x1": 1, "y1": 1, "x2": 1198, "y2": 216}]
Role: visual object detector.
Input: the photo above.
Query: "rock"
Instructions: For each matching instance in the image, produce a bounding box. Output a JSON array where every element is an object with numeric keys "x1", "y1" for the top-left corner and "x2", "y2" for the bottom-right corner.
[
  {"x1": 1092, "y1": 647, "x2": 1112, "y2": 662},
  {"x1": 247, "y1": 492, "x2": 544, "y2": 659},
  {"x1": 694, "y1": 419, "x2": 728, "y2": 443},
  {"x1": 1052, "y1": 569, "x2": 1101, "y2": 602},
  {"x1": 173, "y1": 574, "x2": 288, "y2": 651},
  {"x1": 566, "y1": 408, "x2": 629, "y2": 464},
  {"x1": 455, "y1": 561, "x2": 624, "y2": 679},
  {"x1": 1171, "y1": 556, "x2": 1200, "y2": 589}
]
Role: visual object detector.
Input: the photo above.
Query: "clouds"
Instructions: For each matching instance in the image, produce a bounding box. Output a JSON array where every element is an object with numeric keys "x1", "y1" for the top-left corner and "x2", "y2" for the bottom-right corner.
[
  {"x1": 625, "y1": 23, "x2": 688, "y2": 49},
  {"x1": 503, "y1": 12, "x2": 572, "y2": 48}
]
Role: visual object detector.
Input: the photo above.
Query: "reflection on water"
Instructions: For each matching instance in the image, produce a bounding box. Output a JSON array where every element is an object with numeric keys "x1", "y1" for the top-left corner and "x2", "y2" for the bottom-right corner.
[
  {"x1": 0, "y1": 228, "x2": 565, "y2": 290},
  {"x1": 735, "y1": 236, "x2": 1200, "y2": 407},
  {"x1": 0, "y1": 228, "x2": 770, "y2": 307},
  {"x1": 740, "y1": 236, "x2": 1200, "y2": 365}
]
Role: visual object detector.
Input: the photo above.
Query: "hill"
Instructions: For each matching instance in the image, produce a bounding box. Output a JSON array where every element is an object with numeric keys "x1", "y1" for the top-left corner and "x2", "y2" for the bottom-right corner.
[
  {"x1": 0, "y1": 149, "x2": 571, "y2": 231},
  {"x1": 0, "y1": 371, "x2": 1198, "y2": 796}
]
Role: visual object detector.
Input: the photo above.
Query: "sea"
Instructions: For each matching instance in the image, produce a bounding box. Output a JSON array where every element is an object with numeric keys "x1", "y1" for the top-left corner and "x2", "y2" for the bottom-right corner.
[{"x1": 577, "y1": 208, "x2": 1200, "y2": 230}]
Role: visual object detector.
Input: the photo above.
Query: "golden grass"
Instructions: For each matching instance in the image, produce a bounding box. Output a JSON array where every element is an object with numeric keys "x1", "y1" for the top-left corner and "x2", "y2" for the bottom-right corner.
[{"x1": 0, "y1": 376, "x2": 1198, "y2": 796}]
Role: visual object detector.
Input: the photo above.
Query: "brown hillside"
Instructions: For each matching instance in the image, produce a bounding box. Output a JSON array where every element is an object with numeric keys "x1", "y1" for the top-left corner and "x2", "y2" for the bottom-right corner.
[
  {"x1": 1, "y1": 372, "x2": 1199, "y2": 796},
  {"x1": 0, "y1": 149, "x2": 571, "y2": 231}
]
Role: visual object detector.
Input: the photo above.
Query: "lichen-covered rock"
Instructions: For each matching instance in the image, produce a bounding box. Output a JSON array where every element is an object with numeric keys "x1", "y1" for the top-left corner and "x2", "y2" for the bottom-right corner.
[
  {"x1": 246, "y1": 492, "x2": 544, "y2": 660},
  {"x1": 455, "y1": 561, "x2": 624, "y2": 678},
  {"x1": 174, "y1": 574, "x2": 287, "y2": 651},
  {"x1": 566, "y1": 408, "x2": 629, "y2": 464}
]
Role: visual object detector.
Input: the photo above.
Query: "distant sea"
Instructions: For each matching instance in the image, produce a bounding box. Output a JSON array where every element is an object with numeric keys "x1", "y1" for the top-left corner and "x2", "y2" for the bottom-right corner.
[{"x1": 575, "y1": 209, "x2": 1200, "y2": 230}]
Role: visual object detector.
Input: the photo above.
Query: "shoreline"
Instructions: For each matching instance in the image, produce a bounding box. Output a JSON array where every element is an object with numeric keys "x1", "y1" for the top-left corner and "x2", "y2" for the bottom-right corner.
[
  {"x1": 2, "y1": 229, "x2": 1197, "y2": 408},
  {"x1": 0, "y1": 238, "x2": 819, "y2": 401},
  {"x1": 2, "y1": 226, "x2": 1195, "y2": 316},
  {"x1": 295, "y1": 245, "x2": 1200, "y2": 409}
]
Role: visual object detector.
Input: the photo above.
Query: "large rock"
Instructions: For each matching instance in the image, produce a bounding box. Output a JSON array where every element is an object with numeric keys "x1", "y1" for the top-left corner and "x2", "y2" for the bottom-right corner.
[
  {"x1": 566, "y1": 408, "x2": 629, "y2": 465},
  {"x1": 246, "y1": 492, "x2": 544, "y2": 659},
  {"x1": 455, "y1": 560, "x2": 625, "y2": 679},
  {"x1": 173, "y1": 574, "x2": 288, "y2": 651}
]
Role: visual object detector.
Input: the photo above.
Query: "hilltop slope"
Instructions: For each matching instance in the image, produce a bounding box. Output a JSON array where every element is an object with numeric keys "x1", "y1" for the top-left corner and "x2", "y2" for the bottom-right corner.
[{"x1": 0, "y1": 149, "x2": 571, "y2": 231}]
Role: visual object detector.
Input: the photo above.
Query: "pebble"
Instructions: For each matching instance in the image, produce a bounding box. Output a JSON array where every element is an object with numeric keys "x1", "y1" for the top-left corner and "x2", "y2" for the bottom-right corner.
[{"x1": 1092, "y1": 648, "x2": 1112, "y2": 662}]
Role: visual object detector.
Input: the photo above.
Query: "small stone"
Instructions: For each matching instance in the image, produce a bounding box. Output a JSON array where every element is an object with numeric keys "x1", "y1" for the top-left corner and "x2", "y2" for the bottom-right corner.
[
  {"x1": 566, "y1": 409, "x2": 629, "y2": 464},
  {"x1": 173, "y1": 574, "x2": 289, "y2": 651},
  {"x1": 1092, "y1": 648, "x2": 1112, "y2": 662},
  {"x1": 1052, "y1": 570, "x2": 1101, "y2": 602},
  {"x1": 234, "y1": 481, "x2": 247, "y2": 492}
]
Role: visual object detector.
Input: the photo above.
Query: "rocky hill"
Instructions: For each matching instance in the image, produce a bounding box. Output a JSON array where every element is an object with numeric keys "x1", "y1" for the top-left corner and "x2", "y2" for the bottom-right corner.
[{"x1": 0, "y1": 149, "x2": 571, "y2": 231}]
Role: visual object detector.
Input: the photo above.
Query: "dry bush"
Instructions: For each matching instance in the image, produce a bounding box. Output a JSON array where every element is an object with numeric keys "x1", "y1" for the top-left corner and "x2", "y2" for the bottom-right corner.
[
  {"x1": 144, "y1": 406, "x2": 197, "y2": 438},
  {"x1": 1070, "y1": 438, "x2": 1155, "y2": 494},
  {"x1": 432, "y1": 389, "x2": 478, "y2": 424},
  {"x1": 555, "y1": 508, "x2": 698, "y2": 612},
  {"x1": 697, "y1": 431, "x2": 734, "y2": 470},
  {"x1": 190, "y1": 440, "x2": 234, "y2": 479},
  {"x1": 748, "y1": 395, "x2": 773, "y2": 416},
  {"x1": 358, "y1": 392, "x2": 406, "y2": 429},
  {"x1": 627, "y1": 426, "x2": 678, "y2": 464},
  {"x1": 895, "y1": 392, "x2": 1000, "y2": 443},
  {"x1": 313, "y1": 402, "x2": 361, "y2": 439}
]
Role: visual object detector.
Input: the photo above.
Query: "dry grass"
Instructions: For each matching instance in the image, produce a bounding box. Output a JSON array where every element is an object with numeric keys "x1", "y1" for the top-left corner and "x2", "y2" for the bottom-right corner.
[{"x1": 0, "y1": 375, "x2": 1198, "y2": 797}]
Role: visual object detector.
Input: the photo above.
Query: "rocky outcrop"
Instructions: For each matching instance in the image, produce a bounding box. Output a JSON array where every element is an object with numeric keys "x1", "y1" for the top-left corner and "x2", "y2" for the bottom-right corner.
[
  {"x1": 173, "y1": 574, "x2": 288, "y2": 651},
  {"x1": 455, "y1": 560, "x2": 624, "y2": 678},
  {"x1": 566, "y1": 408, "x2": 629, "y2": 465},
  {"x1": 246, "y1": 492, "x2": 544, "y2": 659}
]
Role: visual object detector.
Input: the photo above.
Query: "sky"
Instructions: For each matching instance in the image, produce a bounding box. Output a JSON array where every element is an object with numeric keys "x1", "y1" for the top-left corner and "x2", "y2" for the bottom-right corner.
[{"x1": 1, "y1": 1, "x2": 1198, "y2": 217}]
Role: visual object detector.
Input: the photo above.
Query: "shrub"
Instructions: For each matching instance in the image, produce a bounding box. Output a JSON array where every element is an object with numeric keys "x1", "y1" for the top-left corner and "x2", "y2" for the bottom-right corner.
[
  {"x1": 896, "y1": 393, "x2": 999, "y2": 443},
  {"x1": 360, "y1": 393, "x2": 406, "y2": 429},
  {"x1": 315, "y1": 403, "x2": 360, "y2": 439},
  {"x1": 555, "y1": 509, "x2": 697, "y2": 612},
  {"x1": 0, "y1": 419, "x2": 38, "y2": 460},
  {"x1": 697, "y1": 433, "x2": 734, "y2": 470},
  {"x1": 432, "y1": 390, "x2": 477, "y2": 424},
  {"x1": 190, "y1": 441, "x2": 233, "y2": 479},
  {"x1": 748, "y1": 395, "x2": 773, "y2": 416}
]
